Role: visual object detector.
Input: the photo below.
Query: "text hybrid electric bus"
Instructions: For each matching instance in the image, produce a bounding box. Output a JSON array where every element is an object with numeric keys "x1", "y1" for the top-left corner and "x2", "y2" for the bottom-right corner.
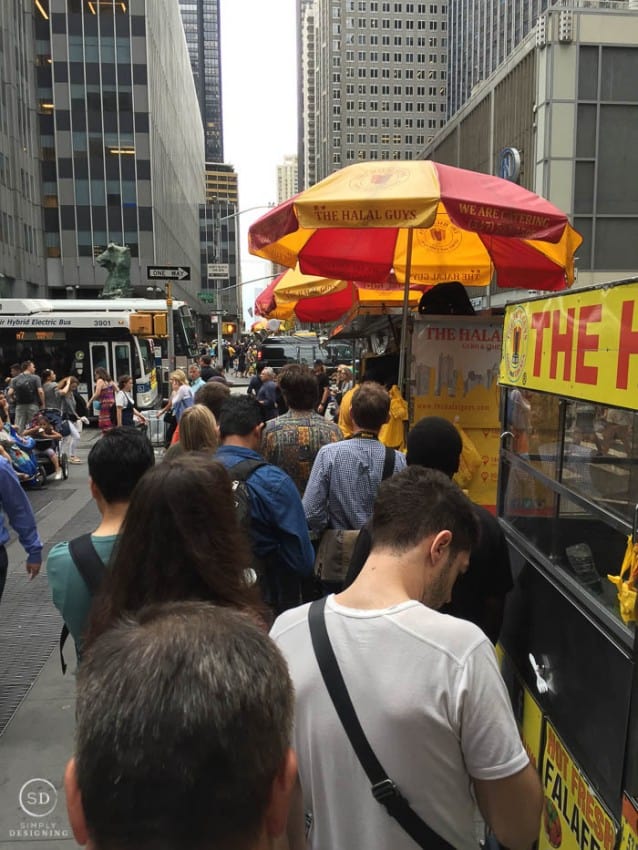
[{"x1": 0, "y1": 298, "x2": 199, "y2": 410}]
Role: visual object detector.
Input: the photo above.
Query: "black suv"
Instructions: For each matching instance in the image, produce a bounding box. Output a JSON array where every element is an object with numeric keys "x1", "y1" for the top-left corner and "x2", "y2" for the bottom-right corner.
[{"x1": 257, "y1": 336, "x2": 328, "y2": 371}]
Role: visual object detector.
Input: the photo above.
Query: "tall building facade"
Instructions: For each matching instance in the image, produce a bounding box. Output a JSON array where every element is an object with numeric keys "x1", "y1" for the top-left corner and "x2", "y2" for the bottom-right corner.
[
  {"x1": 277, "y1": 154, "x2": 298, "y2": 202},
  {"x1": 33, "y1": 0, "x2": 204, "y2": 304},
  {"x1": 298, "y1": 0, "x2": 317, "y2": 189},
  {"x1": 0, "y1": 2, "x2": 46, "y2": 297},
  {"x1": 178, "y1": 0, "x2": 223, "y2": 162},
  {"x1": 299, "y1": 0, "x2": 449, "y2": 184},
  {"x1": 200, "y1": 162, "x2": 240, "y2": 329},
  {"x1": 448, "y1": 0, "x2": 550, "y2": 118}
]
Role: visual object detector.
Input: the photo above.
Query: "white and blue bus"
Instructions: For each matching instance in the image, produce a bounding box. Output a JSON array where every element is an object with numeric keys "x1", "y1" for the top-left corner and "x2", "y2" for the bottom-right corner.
[{"x1": 0, "y1": 298, "x2": 198, "y2": 409}]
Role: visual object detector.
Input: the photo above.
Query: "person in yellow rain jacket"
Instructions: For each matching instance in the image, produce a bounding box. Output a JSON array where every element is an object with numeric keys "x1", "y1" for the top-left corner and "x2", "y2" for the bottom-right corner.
[
  {"x1": 339, "y1": 374, "x2": 408, "y2": 451},
  {"x1": 378, "y1": 384, "x2": 408, "y2": 451}
]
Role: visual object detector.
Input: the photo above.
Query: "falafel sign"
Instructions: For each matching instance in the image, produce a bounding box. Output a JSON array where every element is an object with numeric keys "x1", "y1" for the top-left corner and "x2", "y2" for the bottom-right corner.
[
  {"x1": 500, "y1": 282, "x2": 638, "y2": 411},
  {"x1": 539, "y1": 721, "x2": 618, "y2": 850}
]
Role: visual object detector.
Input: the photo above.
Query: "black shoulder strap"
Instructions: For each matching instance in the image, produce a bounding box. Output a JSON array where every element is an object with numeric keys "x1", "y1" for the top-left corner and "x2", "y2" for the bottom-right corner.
[
  {"x1": 308, "y1": 598, "x2": 454, "y2": 850},
  {"x1": 381, "y1": 446, "x2": 395, "y2": 481},
  {"x1": 230, "y1": 458, "x2": 268, "y2": 481},
  {"x1": 59, "y1": 534, "x2": 106, "y2": 674}
]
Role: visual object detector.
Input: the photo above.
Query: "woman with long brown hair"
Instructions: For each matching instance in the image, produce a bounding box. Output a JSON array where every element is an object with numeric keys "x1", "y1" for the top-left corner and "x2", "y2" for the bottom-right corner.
[
  {"x1": 87, "y1": 367, "x2": 117, "y2": 434},
  {"x1": 85, "y1": 455, "x2": 262, "y2": 645}
]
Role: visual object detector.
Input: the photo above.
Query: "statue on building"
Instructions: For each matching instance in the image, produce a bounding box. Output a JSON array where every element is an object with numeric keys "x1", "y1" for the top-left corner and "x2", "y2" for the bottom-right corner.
[{"x1": 97, "y1": 243, "x2": 133, "y2": 297}]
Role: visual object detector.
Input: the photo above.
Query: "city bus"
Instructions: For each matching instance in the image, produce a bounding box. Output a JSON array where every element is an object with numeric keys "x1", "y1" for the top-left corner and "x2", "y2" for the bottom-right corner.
[{"x1": 0, "y1": 298, "x2": 197, "y2": 409}]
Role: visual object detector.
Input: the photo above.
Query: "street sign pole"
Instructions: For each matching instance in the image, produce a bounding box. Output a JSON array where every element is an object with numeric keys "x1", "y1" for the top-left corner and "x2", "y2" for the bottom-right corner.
[
  {"x1": 166, "y1": 281, "x2": 175, "y2": 376},
  {"x1": 216, "y1": 278, "x2": 224, "y2": 372}
]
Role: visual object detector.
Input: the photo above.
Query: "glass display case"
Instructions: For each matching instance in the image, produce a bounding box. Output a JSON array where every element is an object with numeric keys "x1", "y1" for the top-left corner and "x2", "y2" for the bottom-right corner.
[{"x1": 500, "y1": 388, "x2": 638, "y2": 638}]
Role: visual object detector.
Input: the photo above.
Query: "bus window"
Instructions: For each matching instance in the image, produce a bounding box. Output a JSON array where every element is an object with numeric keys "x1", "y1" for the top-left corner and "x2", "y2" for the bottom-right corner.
[
  {"x1": 138, "y1": 338, "x2": 155, "y2": 379},
  {"x1": 112, "y1": 342, "x2": 132, "y2": 382},
  {"x1": 89, "y1": 343, "x2": 109, "y2": 381},
  {"x1": 176, "y1": 306, "x2": 199, "y2": 358}
]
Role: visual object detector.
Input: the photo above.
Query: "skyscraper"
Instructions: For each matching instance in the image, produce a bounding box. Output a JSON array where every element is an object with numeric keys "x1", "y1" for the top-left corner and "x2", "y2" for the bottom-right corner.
[
  {"x1": 277, "y1": 155, "x2": 299, "y2": 202},
  {"x1": 33, "y1": 0, "x2": 204, "y2": 302},
  {"x1": 299, "y1": 0, "x2": 448, "y2": 184},
  {"x1": 0, "y1": 2, "x2": 46, "y2": 297},
  {"x1": 448, "y1": 0, "x2": 550, "y2": 118},
  {"x1": 178, "y1": 0, "x2": 224, "y2": 162}
]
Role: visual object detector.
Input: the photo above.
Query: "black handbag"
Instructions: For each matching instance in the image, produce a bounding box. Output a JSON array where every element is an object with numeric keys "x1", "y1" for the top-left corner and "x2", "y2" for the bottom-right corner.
[{"x1": 308, "y1": 597, "x2": 454, "y2": 849}]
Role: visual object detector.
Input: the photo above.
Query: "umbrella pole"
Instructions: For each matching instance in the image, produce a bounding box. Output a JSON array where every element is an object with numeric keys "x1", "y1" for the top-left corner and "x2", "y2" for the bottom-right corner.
[{"x1": 397, "y1": 228, "x2": 414, "y2": 393}]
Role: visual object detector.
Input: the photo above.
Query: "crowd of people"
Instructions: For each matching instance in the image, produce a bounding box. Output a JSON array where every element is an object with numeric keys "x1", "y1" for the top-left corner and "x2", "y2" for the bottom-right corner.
[{"x1": 0, "y1": 354, "x2": 543, "y2": 850}]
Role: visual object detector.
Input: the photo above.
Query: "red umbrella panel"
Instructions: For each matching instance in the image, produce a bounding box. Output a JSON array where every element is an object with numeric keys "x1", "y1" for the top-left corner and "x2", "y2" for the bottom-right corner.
[{"x1": 248, "y1": 161, "x2": 581, "y2": 292}]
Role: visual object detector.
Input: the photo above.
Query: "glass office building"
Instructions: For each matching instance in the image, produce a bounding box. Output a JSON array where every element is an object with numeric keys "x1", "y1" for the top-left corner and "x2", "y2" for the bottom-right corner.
[
  {"x1": 178, "y1": 0, "x2": 223, "y2": 162},
  {"x1": 34, "y1": 0, "x2": 204, "y2": 301},
  {"x1": 0, "y1": 2, "x2": 46, "y2": 296}
]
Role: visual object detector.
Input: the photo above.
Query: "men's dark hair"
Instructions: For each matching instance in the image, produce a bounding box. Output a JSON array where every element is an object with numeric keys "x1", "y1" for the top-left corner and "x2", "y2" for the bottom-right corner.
[
  {"x1": 350, "y1": 383, "x2": 390, "y2": 432},
  {"x1": 20, "y1": 360, "x2": 33, "y2": 372},
  {"x1": 76, "y1": 601, "x2": 293, "y2": 850},
  {"x1": 194, "y1": 381, "x2": 231, "y2": 420},
  {"x1": 278, "y1": 364, "x2": 319, "y2": 411},
  {"x1": 406, "y1": 416, "x2": 462, "y2": 478},
  {"x1": 87, "y1": 426, "x2": 154, "y2": 503},
  {"x1": 371, "y1": 466, "x2": 479, "y2": 557},
  {"x1": 218, "y1": 395, "x2": 263, "y2": 439},
  {"x1": 200, "y1": 354, "x2": 212, "y2": 366}
]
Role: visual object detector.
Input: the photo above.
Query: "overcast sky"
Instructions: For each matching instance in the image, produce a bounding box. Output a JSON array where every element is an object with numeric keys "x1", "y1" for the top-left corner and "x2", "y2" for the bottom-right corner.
[{"x1": 219, "y1": 0, "x2": 297, "y2": 324}]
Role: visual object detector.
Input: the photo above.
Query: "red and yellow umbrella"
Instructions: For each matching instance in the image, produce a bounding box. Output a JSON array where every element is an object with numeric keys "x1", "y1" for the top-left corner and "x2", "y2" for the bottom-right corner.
[
  {"x1": 248, "y1": 160, "x2": 581, "y2": 291},
  {"x1": 254, "y1": 267, "x2": 424, "y2": 323}
]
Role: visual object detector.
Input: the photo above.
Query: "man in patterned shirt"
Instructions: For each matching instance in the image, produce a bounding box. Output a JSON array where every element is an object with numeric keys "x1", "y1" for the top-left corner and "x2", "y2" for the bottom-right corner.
[{"x1": 263, "y1": 365, "x2": 342, "y2": 496}]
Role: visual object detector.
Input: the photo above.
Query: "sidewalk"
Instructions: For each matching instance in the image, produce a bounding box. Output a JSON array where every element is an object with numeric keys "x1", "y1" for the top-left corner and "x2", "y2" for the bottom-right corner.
[{"x1": 0, "y1": 430, "x2": 101, "y2": 848}]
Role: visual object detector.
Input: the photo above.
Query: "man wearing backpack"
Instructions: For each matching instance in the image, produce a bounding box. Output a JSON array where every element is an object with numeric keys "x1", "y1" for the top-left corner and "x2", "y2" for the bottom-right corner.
[
  {"x1": 8, "y1": 361, "x2": 44, "y2": 433},
  {"x1": 47, "y1": 427, "x2": 155, "y2": 664},
  {"x1": 215, "y1": 396, "x2": 314, "y2": 618}
]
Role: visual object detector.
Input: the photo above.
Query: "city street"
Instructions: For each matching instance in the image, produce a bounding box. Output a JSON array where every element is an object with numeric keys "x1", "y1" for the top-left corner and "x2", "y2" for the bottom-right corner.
[
  {"x1": 0, "y1": 426, "x2": 99, "y2": 848},
  {"x1": 0, "y1": 378, "x2": 247, "y2": 848}
]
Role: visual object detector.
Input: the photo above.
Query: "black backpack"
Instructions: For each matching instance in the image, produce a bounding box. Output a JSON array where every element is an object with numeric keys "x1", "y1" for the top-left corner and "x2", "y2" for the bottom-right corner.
[
  {"x1": 13, "y1": 374, "x2": 38, "y2": 405},
  {"x1": 59, "y1": 534, "x2": 106, "y2": 673},
  {"x1": 230, "y1": 458, "x2": 267, "y2": 533}
]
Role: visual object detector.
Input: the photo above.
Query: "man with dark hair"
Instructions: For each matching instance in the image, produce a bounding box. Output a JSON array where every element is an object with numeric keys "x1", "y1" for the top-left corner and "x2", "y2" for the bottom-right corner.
[
  {"x1": 65, "y1": 601, "x2": 299, "y2": 850},
  {"x1": 216, "y1": 396, "x2": 314, "y2": 615},
  {"x1": 8, "y1": 360, "x2": 44, "y2": 432},
  {"x1": 48, "y1": 427, "x2": 155, "y2": 657},
  {"x1": 303, "y1": 382, "x2": 406, "y2": 535},
  {"x1": 272, "y1": 467, "x2": 542, "y2": 850},
  {"x1": 263, "y1": 364, "x2": 342, "y2": 496},
  {"x1": 345, "y1": 415, "x2": 513, "y2": 642},
  {"x1": 198, "y1": 353, "x2": 216, "y2": 382}
]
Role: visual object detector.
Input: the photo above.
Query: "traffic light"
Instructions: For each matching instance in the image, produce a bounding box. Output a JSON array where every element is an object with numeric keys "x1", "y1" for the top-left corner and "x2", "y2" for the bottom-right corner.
[{"x1": 223, "y1": 322, "x2": 237, "y2": 335}]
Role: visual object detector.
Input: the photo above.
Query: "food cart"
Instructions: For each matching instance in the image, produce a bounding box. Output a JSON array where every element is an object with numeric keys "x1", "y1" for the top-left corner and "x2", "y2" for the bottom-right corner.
[
  {"x1": 331, "y1": 301, "x2": 504, "y2": 511},
  {"x1": 497, "y1": 277, "x2": 638, "y2": 849}
]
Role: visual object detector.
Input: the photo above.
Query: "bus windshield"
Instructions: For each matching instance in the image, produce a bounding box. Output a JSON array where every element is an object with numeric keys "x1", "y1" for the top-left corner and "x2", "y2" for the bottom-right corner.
[{"x1": 176, "y1": 306, "x2": 199, "y2": 359}]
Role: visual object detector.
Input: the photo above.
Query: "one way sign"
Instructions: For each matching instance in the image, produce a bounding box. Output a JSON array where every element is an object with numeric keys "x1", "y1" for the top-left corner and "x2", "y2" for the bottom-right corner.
[{"x1": 147, "y1": 265, "x2": 191, "y2": 281}]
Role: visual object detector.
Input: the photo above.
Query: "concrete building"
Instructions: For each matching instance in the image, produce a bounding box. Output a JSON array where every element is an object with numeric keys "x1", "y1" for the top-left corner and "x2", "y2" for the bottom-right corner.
[
  {"x1": 199, "y1": 162, "x2": 240, "y2": 331},
  {"x1": 34, "y1": 0, "x2": 204, "y2": 305},
  {"x1": 448, "y1": 0, "x2": 550, "y2": 118},
  {"x1": 299, "y1": 0, "x2": 449, "y2": 184},
  {"x1": 277, "y1": 154, "x2": 299, "y2": 203},
  {"x1": 422, "y1": 1, "x2": 638, "y2": 302},
  {"x1": 178, "y1": 0, "x2": 223, "y2": 163},
  {"x1": 0, "y1": 2, "x2": 46, "y2": 297}
]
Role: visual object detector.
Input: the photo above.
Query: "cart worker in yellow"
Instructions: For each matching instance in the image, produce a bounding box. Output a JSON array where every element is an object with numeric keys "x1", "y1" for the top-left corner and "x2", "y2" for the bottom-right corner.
[{"x1": 339, "y1": 373, "x2": 408, "y2": 451}]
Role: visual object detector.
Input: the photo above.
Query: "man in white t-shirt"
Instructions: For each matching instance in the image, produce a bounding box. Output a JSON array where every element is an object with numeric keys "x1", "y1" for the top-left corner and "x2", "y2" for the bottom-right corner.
[{"x1": 271, "y1": 467, "x2": 542, "y2": 850}]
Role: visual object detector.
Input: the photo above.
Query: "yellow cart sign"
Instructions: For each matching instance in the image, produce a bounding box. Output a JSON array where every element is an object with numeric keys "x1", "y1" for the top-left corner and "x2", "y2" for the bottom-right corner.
[
  {"x1": 539, "y1": 721, "x2": 618, "y2": 850},
  {"x1": 619, "y1": 795, "x2": 638, "y2": 850},
  {"x1": 500, "y1": 282, "x2": 638, "y2": 410}
]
